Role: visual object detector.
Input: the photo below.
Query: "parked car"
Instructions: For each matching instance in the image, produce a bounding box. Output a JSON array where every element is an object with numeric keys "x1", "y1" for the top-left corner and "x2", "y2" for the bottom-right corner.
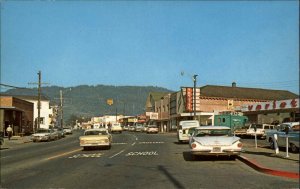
[
  {"x1": 233, "y1": 125, "x2": 248, "y2": 138},
  {"x1": 134, "y1": 123, "x2": 144, "y2": 132},
  {"x1": 265, "y1": 122, "x2": 300, "y2": 153},
  {"x1": 189, "y1": 126, "x2": 243, "y2": 160},
  {"x1": 31, "y1": 129, "x2": 57, "y2": 142},
  {"x1": 177, "y1": 120, "x2": 200, "y2": 143},
  {"x1": 246, "y1": 123, "x2": 275, "y2": 139},
  {"x1": 53, "y1": 128, "x2": 65, "y2": 139},
  {"x1": 79, "y1": 128, "x2": 112, "y2": 150},
  {"x1": 147, "y1": 125, "x2": 159, "y2": 134},
  {"x1": 110, "y1": 123, "x2": 123, "y2": 133},
  {"x1": 63, "y1": 127, "x2": 73, "y2": 135}
]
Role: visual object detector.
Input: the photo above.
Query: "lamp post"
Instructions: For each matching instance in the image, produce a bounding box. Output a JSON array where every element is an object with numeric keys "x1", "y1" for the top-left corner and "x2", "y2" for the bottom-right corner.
[{"x1": 192, "y1": 75, "x2": 198, "y2": 120}]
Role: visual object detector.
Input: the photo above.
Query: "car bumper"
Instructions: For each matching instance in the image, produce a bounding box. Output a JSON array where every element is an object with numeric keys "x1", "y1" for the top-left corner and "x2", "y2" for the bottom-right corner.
[
  {"x1": 80, "y1": 143, "x2": 110, "y2": 147},
  {"x1": 190, "y1": 149, "x2": 242, "y2": 156}
]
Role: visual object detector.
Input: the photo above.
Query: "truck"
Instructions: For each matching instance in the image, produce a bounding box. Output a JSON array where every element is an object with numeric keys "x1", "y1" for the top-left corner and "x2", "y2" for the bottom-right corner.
[{"x1": 177, "y1": 120, "x2": 200, "y2": 143}]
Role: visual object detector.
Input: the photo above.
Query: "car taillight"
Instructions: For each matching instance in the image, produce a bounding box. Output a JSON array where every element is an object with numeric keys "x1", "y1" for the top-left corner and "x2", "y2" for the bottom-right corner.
[
  {"x1": 237, "y1": 143, "x2": 243, "y2": 148},
  {"x1": 191, "y1": 143, "x2": 197, "y2": 149}
]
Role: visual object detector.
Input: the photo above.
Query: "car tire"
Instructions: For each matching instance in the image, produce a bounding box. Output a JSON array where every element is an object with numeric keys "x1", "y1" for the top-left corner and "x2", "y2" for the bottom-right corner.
[
  {"x1": 269, "y1": 138, "x2": 275, "y2": 149},
  {"x1": 290, "y1": 143, "x2": 299, "y2": 153}
]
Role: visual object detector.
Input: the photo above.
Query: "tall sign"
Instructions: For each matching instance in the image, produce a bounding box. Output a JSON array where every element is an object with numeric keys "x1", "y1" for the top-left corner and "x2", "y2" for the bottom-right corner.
[{"x1": 181, "y1": 87, "x2": 200, "y2": 112}]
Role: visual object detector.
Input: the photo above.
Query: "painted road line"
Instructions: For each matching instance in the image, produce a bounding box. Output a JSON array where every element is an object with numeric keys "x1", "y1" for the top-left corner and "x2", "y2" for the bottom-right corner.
[
  {"x1": 139, "y1": 142, "x2": 165, "y2": 144},
  {"x1": 125, "y1": 151, "x2": 159, "y2": 156},
  {"x1": 109, "y1": 150, "x2": 125, "y2": 159},
  {"x1": 46, "y1": 148, "x2": 82, "y2": 160},
  {"x1": 112, "y1": 142, "x2": 127, "y2": 145},
  {"x1": 69, "y1": 153, "x2": 103, "y2": 159},
  {"x1": 131, "y1": 142, "x2": 136, "y2": 146}
]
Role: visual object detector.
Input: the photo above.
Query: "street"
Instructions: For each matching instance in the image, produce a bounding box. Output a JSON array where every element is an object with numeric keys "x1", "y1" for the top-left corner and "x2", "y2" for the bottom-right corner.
[{"x1": 1, "y1": 131, "x2": 299, "y2": 189}]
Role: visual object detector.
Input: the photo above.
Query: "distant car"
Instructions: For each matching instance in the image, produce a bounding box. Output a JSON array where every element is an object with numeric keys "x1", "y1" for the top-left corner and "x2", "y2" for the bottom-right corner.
[
  {"x1": 110, "y1": 123, "x2": 123, "y2": 133},
  {"x1": 143, "y1": 125, "x2": 148, "y2": 132},
  {"x1": 147, "y1": 125, "x2": 158, "y2": 134},
  {"x1": 246, "y1": 123, "x2": 275, "y2": 139},
  {"x1": 53, "y1": 128, "x2": 65, "y2": 139},
  {"x1": 79, "y1": 128, "x2": 112, "y2": 150},
  {"x1": 189, "y1": 126, "x2": 242, "y2": 160},
  {"x1": 31, "y1": 129, "x2": 57, "y2": 142},
  {"x1": 63, "y1": 127, "x2": 73, "y2": 135},
  {"x1": 135, "y1": 123, "x2": 144, "y2": 132}
]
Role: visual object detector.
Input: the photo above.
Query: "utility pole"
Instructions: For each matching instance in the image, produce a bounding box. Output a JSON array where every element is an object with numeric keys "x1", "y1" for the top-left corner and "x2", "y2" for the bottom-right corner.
[
  {"x1": 29, "y1": 71, "x2": 49, "y2": 131},
  {"x1": 60, "y1": 90, "x2": 63, "y2": 128}
]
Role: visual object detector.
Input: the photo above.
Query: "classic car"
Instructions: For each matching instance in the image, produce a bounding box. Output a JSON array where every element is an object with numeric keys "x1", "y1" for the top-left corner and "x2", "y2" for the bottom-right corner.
[
  {"x1": 189, "y1": 126, "x2": 242, "y2": 159},
  {"x1": 79, "y1": 128, "x2": 112, "y2": 150},
  {"x1": 110, "y1": 123, "x2": 123, "y2": 133},
  {"x1": 147, "y1": 125, "x2": 159, "y2": 134},
  {"x1": 31, "y1": 129, "x2": 57, "y2": 142},
  {"x1": 265, "y1": 122, "x2": 299, "y2": 153},
  {"x1": 63, "y1": 127, "x2": 73, "y2": 135}
]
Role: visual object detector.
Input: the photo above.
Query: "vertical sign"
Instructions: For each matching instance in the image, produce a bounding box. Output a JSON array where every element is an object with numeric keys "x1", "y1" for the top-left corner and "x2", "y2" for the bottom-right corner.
[{"x1": 186, "y1": 88, "x2": 193, "y2": 112}]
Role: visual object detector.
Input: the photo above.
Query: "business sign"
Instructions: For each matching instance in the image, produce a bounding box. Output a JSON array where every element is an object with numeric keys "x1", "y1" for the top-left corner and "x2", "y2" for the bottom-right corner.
[
  {"x1": 107, "y1": 99, "x2": 113, "y2": 106},
  {"x1": 150, "y1": 112, "x2": 159, "y2": 120},
  {"x1": 241, "y1": 98, "x2": 299, "y2": 112},
  {"x1": 182, "y1": 87, "x2": 200, "y2": 112}
]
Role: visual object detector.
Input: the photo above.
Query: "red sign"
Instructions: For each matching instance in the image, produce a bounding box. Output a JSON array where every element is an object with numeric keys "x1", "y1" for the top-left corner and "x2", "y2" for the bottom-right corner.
[{"x1": 186, "y1": 88, "x2": 193, "y2": 112}]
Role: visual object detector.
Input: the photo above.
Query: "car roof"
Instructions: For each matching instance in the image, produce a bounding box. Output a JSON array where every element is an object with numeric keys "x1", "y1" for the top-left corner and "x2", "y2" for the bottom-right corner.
[
  {"x1": 195, "y1": 126, "x2": 230, "y2": 130},
  {"x1": 85, "y1": 128, "x2": 107, "y2": 132}
]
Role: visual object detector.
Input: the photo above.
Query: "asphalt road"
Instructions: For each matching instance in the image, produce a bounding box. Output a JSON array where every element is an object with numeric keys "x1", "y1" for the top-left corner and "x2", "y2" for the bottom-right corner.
[{"x1": 1, "y1": 131, "x2": 298, "y2": 189}]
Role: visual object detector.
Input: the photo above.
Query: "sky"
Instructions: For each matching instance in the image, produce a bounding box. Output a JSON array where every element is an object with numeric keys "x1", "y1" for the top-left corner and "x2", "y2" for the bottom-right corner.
[{"x1": 1, "y1": 1, "x2": 299, "y2": 94}]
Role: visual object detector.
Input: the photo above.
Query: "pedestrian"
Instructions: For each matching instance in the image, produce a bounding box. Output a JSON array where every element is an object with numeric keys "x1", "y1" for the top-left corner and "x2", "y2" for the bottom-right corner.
[{"x1": 6, "y1": 125, "x2": 13, "y2": 140}]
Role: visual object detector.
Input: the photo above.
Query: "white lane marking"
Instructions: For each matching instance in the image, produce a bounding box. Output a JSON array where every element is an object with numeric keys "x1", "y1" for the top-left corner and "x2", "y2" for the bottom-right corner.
[
  {"x1": 125, "y1": 151, "x2": 159, "y2": 156},
  {"x1": 139, "y1": 142, "x2": 165, "y2": 144},
  {"x1": 131, "y1": 142, "x2": 136, "y2": 146},
  {"x1": 109, "y1": 150, "x2": 125, "y2": 159},
  {"x1": 135, "y1": 137, "x2": 138, "y2": 141},
  {"x1": 112, "y1": 142, "x2": 127, "y2": 145},
  {"x1": 69, "y1": 153, "x2": 103, "y2": 159}
]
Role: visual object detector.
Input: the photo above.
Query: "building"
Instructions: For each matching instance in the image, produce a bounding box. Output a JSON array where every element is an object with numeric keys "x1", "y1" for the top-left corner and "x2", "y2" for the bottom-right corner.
[
  {"x1": 11, "y1": 95, "x2": 54, "y2": 130},
  {"x1": 147, "y1": 83, "x2": 298, "y2": 132},
  {"x1": 0, "y1": 96, "x2": 34, "y2": 136}
]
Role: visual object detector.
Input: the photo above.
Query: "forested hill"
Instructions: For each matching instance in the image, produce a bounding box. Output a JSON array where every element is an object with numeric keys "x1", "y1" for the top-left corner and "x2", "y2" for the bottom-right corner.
[{"x1": 2, "y1": 85, "x2": 173, "y2": 121}]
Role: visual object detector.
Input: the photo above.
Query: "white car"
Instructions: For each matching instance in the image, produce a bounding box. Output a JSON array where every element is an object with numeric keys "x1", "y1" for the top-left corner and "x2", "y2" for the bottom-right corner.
[
  {"x1": 31, "y1": 129, "x2": 57, "y2": 142},
  {"x1": 110, "y1": 123, "x2": 123, "y2": 133},
  {"x1": 63, "y1": 127, "x2": 73, "y2": 135},
  {"x1": 189, "y1": 126, "x2": 242, "y2": 160},
  {"x1": 147, "y1": 125, "x2": 159, "y2": 134},
  {"x1": 79, "y1": 128, "x2": 112, "y2": 150}
]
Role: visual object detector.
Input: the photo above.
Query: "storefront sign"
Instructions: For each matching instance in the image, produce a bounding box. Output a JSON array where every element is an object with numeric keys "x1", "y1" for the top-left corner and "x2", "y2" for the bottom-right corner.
[{"x1": 242, "y1": 98, "x2": 299, "y2": 112}]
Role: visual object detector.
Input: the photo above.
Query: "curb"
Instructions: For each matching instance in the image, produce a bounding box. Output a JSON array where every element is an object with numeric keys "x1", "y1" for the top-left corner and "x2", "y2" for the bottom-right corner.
[{"x1": 237, "y1": 155, "x2": 300, "y2": 179}]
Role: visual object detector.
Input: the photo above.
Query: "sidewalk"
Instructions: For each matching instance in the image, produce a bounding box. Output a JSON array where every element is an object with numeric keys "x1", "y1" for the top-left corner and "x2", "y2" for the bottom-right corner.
[
  {"x1": 0, "y1": 136, "x2": 32, "y2": 149},
  {"x1": 238, "y1": 142, "x2": 299, "y2": 179}
]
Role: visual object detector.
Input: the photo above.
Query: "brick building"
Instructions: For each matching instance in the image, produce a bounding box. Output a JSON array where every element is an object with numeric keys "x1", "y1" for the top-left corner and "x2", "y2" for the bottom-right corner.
[{"x1": 0, "y1": 96, "x2": 34, "y2": 136}]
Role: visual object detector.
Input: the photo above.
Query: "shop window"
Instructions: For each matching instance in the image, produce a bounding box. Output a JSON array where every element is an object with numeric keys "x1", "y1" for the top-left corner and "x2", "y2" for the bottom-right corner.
[{"x1": 222, "y1": 118, "x2": 226, "y2": 123}]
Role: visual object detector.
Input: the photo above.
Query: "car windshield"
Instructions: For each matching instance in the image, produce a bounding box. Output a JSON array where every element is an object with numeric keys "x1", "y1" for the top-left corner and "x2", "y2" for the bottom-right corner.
[
  {"x1": 194, "y1": 129, "x2": 231, "y2": 137},
  {"x1": 252, "y1": 124, "x2": 263, "y2": 129},
  {"x1": 85, "y1": 131, "x2": 107, "y2": 136},
  {"x1": 36, "y1": 129, "x2": 49, "y2": 133}
]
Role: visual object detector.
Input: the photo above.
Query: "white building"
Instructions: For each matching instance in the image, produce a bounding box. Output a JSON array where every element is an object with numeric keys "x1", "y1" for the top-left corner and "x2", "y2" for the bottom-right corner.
[{"x1": 14, "y1": 95, "x2": 54, "y2": 129}]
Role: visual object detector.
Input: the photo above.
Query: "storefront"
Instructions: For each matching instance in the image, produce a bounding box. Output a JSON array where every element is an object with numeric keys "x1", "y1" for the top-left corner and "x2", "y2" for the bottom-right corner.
[{"x1": 241, "y1": 98, "x2": 300, "y2": 124}]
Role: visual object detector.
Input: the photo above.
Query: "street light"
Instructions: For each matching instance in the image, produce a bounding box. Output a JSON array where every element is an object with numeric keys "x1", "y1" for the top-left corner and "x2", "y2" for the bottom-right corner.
[
  {"x1": 181, "y1": 72, "x2": 200, "y2": 122},
  {"x1": 192, "y1": 75, "x2": 198, "y2": 120}
]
